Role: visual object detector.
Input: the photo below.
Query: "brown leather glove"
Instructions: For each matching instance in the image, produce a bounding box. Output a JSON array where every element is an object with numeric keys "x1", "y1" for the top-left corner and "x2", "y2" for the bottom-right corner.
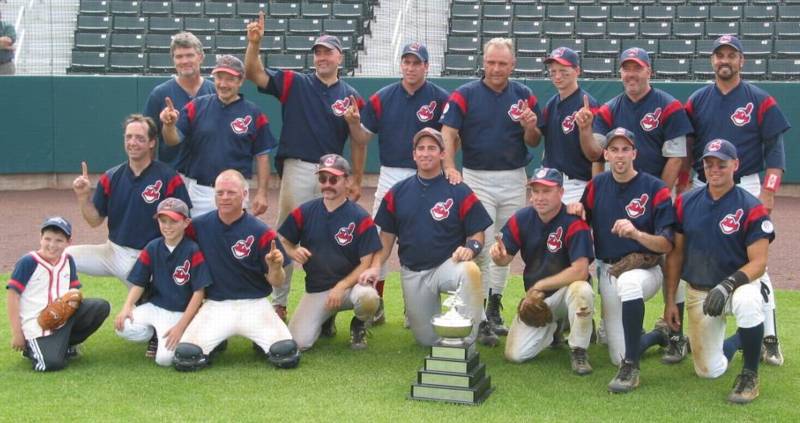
[
  {"x1": 37, "y1": 289, "x2": 83, "y2": 331},
  {"x1": 608, "y1": 253, "x2": 663, "y2": 279},
  {"x1": 517, "y1": 296, "x2": 552, "y2": 327}
]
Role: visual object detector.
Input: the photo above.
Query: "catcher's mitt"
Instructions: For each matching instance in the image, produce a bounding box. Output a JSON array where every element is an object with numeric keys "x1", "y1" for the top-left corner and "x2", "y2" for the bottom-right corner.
[
  {"x1": 38, "y1": 289, "x2": 83, "y2": 331},
  {"x1": 608, "y1": 253, "x2": 662, "y2": 279},
  {"x1": 517, "y1": 296, "x2": 552, "y2": 327}
]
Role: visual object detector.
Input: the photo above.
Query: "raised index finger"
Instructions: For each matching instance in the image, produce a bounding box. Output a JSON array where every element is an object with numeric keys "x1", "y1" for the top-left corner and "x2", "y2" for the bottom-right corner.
[
  {"x1": 259, "y1": 10, "x2": 265, "y2": 28},
  {"x1": 165, "y1": 96, "x2": 174, "y2": 110},
  {"x1": 81, "y1": 161, "x2": 88, "y2": 178},
  {"x1": 270, "y1": 240, "x2": 276, "y2": 252},
  {"x1": 583, "y1": 94, "x2": 590, "y2": 109}
]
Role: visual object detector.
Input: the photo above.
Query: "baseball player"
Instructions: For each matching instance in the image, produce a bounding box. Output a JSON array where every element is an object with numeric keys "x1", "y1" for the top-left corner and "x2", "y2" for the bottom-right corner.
[
  {"x1": 173, "y1": 170, "x2": 298, "y2": 370},
  {"x1": 360, "y1": 128, "x2": 493, "y2": 346},
  {"x1": 440, "y1": 37, "x2": 543, "y2": 339},
  {"x1": 115, "y1": 198, "x2": 212, "y2": 366},
  {"x1": 568, "y1": 128, "x2": 677, "y2": 393},
  {"x1": 67, "y1": 115, "x2": 192, "y2": 287},
  {"x1": 279, "y1": 155, "x2": 381, "y2": 351},
  {"x1": 664, "y1": 139, "x2": 774, "y2": 403},
  {"x1": 343, "y1": 41, "x2": 450, "y2": 325},
  {"x1": 7, "y1": 217, "x2": 110, "y2": 372},
  {"x1": 685, "y1": 35, "x2": 790, "y2": 366},
  {"x1": 143, "y1": 31, "x2": 215, "y2": 167},
  {"x1": 161, "y1": 54, "x2": 276, "y2": 217},
  {"x1": 491, "y1": 167, "x2": 595, "y2": 375},
  {"x1": 537, "y1": 47, "x2": 602, "y2": 204},
  {"x1": 244, "y1": 12, "x2": 366, "y2": 320}
]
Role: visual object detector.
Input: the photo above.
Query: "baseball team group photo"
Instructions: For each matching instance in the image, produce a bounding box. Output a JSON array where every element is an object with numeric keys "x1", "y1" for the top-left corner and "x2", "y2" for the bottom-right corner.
[{"x1": 1, "y1": 0, "x2": 799, "y2": 420}]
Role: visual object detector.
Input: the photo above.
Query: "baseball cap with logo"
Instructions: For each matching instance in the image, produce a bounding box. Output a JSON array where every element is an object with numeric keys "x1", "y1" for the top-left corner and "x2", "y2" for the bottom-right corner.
[
  {"x1": 412, "y1": 127, "x2": 445, "y2": 150},
  {"x1": 619, "y1": 47, "x2": 651, "y2": 68},
  {"x1": 155, "y1": 197, "x2": 190, "y2": 221},
  {"x1": 212, "y1": 55, "x2": 244, "y2": 78},
  {"x1": 312, "y1": 35, "x2": 343, "y2": 53},
  {"x1": 712, "y1": 34, "x2": 743, "y2": 54},
  {"x1": 528, "y1": 167, "x2": 564, "y2": 187},
  {"x1": 702, "y1": 139, "x2": 738, "y2": 161},
  {"x1": 401, "y1": 42, "x2": 429, "y2": 63},
  {"x1": 544, "y1": 47, "x2": 580, "y2": 68},
  {"x1": 41, "y1": 216, "x2": 72, "y2": 238},
  {"x1": 605, "y1": 127, "x2": 637, "y2": 148},
  {"x1": 317, "y1": 154, "x2": 351, "y2": 176}
]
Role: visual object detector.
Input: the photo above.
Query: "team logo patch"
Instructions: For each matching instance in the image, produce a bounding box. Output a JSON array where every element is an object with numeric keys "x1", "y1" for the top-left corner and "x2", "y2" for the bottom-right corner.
[
  {"x1": 707, "y1": 139, "x2": 724, "y2": 152},
  {"x1": 508, "y1": 99, "x2": 526, "y2": 122},
  {"x1": 231, "y1": 235, "x2": 255, "y2": 259},
  {"x1": 625, "y1": 193, "x2": 649, "y2": 219},
  {"x1": 640, "y1": 107, "x2": 662, "y2": 132},
  {"x1": 430, "y1": 198, "x2": 454, "y2": 221},
  {"x1": 172, "y1": 260, "x2": 191, "y2": 285},
  {"x1": 442, "y1": 102, "x2": 450, "y2": 116},
  {"x1": 335, "y1": 222, "x2": 356, "y2": 246},
  {"x1": 719, "y1": 209, "x2": 744, "y2": 235},
  {"x1": 141, "y1": 180, "x2": 163, "y2": 204},
  {"x1": 416, "y1": 101, "x2": 437, "y2": 122},
  {"x1": 761, "y1": 220, "x2": 774, "y2": 234},
  {"x1": 730, "y1": 103, "x2": 753, "y2": 127},
  {"x1": 230, "y1": 115, "x2": 253, "y2": 134},
  {"x1": 546, "y1": 226, "x2": 564, "y2": 253},
  {"x1": 331, "y1": 97, "x2": 351, "y2": 116},
  {"x1": 561, "y1": 111, "x2": 577, "y2": 134},
  {"x1": 323, "y1": 155, "x2": 337, "y2": 167}
]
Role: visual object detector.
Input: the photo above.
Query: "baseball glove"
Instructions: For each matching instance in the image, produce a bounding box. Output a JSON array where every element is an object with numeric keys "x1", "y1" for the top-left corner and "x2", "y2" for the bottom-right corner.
[
  {"x1": 517, "y1": 297, "x2": 552, "y2": 327},
  {"x1": 37, "y1": 289, "x2": 83, "y2": 331},
  {"x1": 608, "y1": 253, "x2": 662, "y2": 279}
]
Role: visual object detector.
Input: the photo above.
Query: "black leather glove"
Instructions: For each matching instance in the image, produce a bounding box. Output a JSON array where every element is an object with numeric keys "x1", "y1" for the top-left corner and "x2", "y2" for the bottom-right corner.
[{"x1": 703, "y1": 271, "x2": 749, "y2": 317}]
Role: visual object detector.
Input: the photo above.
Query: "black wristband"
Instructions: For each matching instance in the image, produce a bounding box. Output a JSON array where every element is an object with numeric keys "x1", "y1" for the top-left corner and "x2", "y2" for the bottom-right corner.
[
  {"x1": 728, "y1": 270, "x2": 750, "y2": 290},
  {"x1": 465, "y1": 239, "x2": 483, "y2": 256}
]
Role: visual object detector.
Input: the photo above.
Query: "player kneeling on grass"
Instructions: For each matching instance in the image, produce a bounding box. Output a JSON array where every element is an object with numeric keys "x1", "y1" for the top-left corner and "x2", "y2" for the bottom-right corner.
[
  {"x1": 664, "y1": 139, "x2": 774, "y2": 404},
  {"x1": 173, "y1": 170, "x2": 299, "y2": 371},
  {"x1": 279, "y1": 155, "x2": 382, "y2": 351},
  {"x1": 6, "y1": 217, "x2": 110, "y2": 372},
  {"x1": 491, "y1": 167, "x2": 595, "y2": 375},
  {"x1": 115, "y1": 198, "x2": 211, "y2": 366}
]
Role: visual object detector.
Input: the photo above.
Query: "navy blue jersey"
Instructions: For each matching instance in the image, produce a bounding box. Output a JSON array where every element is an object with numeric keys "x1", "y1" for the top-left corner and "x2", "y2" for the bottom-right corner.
[
  {"x1": 186, "y1": 212, "x2": 290, "y2": 301},
  {"x1": 128, "y1": 237, "x2": 212, "y2": 312},
  {"x1": 93, "y1": 161, "x2": 192, "y2": 250},
  {"x1": 374, "y1": 174, "x2": 492, "y2": 271},
  {"x1": 259, "y1": 70, "x2": 364, "y2": 170},
  {"x1": 675, "y1": 186, "x2": 775, "y2": 289},
  {"x1": 278, "y1": 198, "x2": 381, "y2": 293},
  {"x1": 539, "y1": 88, "x2": 600, "y2": 181},
  {"x1": 174, "y1": 94, "x2": 276, "y2": 186},
  {"x1": 440, "y1": 79, "x2": 542, "y2": 171},
  {"x1": 500, "y1": 206, "x2": 594, "y2": 292},
  {"x1": 685, "y1": 81, "x2": 791, "y2": 179},
  {"x1": 593, "y1": 88, "x2": 693, "y2": 177},
  {"x1": 143, "y1": 77, "x2": 216, "y2": 167},
  {"x1": 581, "y1": 172, "x2": 676, "y2": 260},
  {"x1": 360, "y1": 81, "x2": 449, "y2": 168}
]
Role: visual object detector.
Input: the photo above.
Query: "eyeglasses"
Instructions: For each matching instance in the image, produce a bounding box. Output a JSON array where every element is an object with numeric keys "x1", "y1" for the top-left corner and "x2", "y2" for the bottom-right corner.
[{"x1": 318, "y1": 174, "x2": 340, "y2": 185}]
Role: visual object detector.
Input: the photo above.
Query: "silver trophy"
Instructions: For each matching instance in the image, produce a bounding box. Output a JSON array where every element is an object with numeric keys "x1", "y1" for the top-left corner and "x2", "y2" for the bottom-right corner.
[{"x1": 431, "y1": 290, "x2": 473, "y2": 347}]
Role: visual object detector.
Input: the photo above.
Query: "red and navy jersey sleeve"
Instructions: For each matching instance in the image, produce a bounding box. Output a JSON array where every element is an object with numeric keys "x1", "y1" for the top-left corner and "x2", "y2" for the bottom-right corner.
[
  {"x1": 67, "y1": 255, "x2": 81, "y2": 290},
  {"x1": 261, "y1": 68, "x2": 296, "y2": 103},
  {"x1": 500, "y1": 211, "x2": 525, "y2": 257},
  {"x1": 592, "y1": 100, "x2": 615, "y2": 135},
  {"x1": 651, "y1": 182, "x2": 677, "y2": 241},
  {"x1": 755, "y1": 94, "x2": 791, "y2": 142},
  {"x1": 175, "y1": 100, "x2": 196, "y2": 143},
  {"x1": 355, "y1": 215, "x2": 382, "y2": 258},
  {"x1": 439, "y1": 88, "x2": 468, "y2": 129},
  {"x1": 92, "y1": 167, "x2": 117, "y2": 218},
  {"x1": 374, "y1": 188, "x2": 398, "y2": 235},
  {"x1": 187, "y1": 247, "x2": 213, "y2": 292},
  {"x1": 457, "y1": 185, "x2": 493, "y2": 236},
  {"x1": 252, "y1": 112, "x2": 278, "y2": 156},
  {"x1": 659, "y1": 96, "x2": 693, "y2": 142},
  {"x1": 127, "y1": 241, "x2": 156, "y2": 288},
  {"x1": 257, "y1": 228, "x2": 292, "y2": 269},
  {"x1": 6, "y1": 254, "x2": 37, "y2": 294},
  {"x1": 565, "y1": 218, "x2": 594, "y2": 264},
  {"x1": 277, "y1": 205, "x2": 305, "y2": 245},
  {"x1": 163, "y1": 173, "x2": 193, "y2": 209},
  {"x1": 360, "y1": 91, "x2": 383, "y2": 133},
  {"x1": 743, "y1": 203, "x2": 775, "y2": 246}
]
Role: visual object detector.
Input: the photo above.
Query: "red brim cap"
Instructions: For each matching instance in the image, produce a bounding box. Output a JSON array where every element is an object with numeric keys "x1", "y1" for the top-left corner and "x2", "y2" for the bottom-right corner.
[
  {"x1": 528, "y1": 179, "x2": 559, "y2": 187},
  {"x1": 155, "y1": 210, "x2": 187, "y2": 221},
  {"x1": 544, "y1": 57, "x2": 575, "y2": 67},
  {"x1": 212, "y1": 66, "x2": 241, "y2": 77},
  {"x1": 317, "y1": 167, "x2": 346, "y2": 176},
  {"x1": 620, "y1": 58, "x2": 650, "y2": 68}
]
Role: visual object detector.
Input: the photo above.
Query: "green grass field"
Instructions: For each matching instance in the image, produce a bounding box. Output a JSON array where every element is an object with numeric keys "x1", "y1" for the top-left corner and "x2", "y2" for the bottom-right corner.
[{"x1": 1, "y1": 272, "x2": 796, "y2": 422}]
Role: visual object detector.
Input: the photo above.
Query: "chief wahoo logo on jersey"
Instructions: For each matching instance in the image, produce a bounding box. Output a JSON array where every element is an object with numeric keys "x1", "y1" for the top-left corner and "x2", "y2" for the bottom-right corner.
[
  {"x1": 141, "y1": 180, "x2": 162, "y2": 204},
  {"x1": 625, "y1": 193, "x2": 649, "y2": 219},
  {"x1": 546, "y1": 226, "x2": 564, "y2": 253},
  {"x1": 172, "y1": 260, "x2": 191, "y2": 285},
  {"x1": 508, "y1": 99, "x2": 526, "y2": 122},
  {"x1": 231, "y1": 235, "x2": 255, "y2": 259},
  {"x1": 730, "y1": 102, "x2": 754, "y2": 127},
  {"x1": 331, "y1": 97, "x2": 351, "y2": 116},
  {"x1": 430, "y1": 198, "x2": 454, "y2": 221},
  {"x1": 230, "y1": 115, "x2": 253, "y2": 134},
  {"x1": 416, "y1": 101, "x2": 437, "y2": 122},
  {"x1": 719, "y1": 209, "x2": 744, "y2": 235},
  {"x1": 335, "y1": 222, "x2": 356, "y2": 246},
  {"x1": 640, "y1": 108, "x2": 662, "y2": 132},
  {"x1": 562, "y1": 111, "x2": 577, "y2": 134}
]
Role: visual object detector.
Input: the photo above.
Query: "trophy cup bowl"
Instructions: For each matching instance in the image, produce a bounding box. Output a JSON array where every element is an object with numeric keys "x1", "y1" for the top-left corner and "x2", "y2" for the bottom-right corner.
[{"x1": 431, "y1": 307, "x2": 473, "y2": 346}]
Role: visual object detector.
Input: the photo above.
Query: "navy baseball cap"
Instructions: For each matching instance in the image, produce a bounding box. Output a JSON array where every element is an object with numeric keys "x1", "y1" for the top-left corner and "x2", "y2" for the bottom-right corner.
[
  {"x1": 317, "y1": 154, "x2": 351, "y2": 176},
  {"x1": 41, "y1": 216, "x2": 72, "y2": 238},
  {"x1": 412, "y1": 127, "x2": 445, "y2": 149},
  {"x1": 544, "y1": 47, "x2": 579, "y2": 68},
  {"x1": 155, "y1": 197, "x2": 190, "y2": 221},
  {"x1": 712, "y1": 34, "x2": 743, "y2": 54},
  {"x1": 528, "y1": 167, "x2": 563, "y2": 187},
  {"x1": 212, "y1": 55, "x2": 244, "y2": 78},
  {"x1": 619, "y1": 47, "x2": 651, "y2": 68},
  {"x1": 401, "y1": 42, "x2": 429, "y2": 63},
  {"x1": 312, "y1": 35, "x2": 343, "y2": 53},
  {"x1": 605, "y1": 127, "x2": 637, "y2": 148},
  {"x1": 702, "y1": 139, "x2": 738, "y2": 161}
]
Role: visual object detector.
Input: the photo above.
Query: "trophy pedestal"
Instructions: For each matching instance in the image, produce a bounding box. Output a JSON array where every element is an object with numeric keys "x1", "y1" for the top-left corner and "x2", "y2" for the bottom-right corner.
[{"x1": 410, "y1": 342, "x2": 494, "y2": 405}]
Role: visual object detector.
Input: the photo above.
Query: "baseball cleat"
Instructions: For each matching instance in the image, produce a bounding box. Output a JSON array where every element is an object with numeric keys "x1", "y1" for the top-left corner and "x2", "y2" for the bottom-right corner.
[
  {"x1": 662, "y1": 334, "x2": 689, "y2": 364},
  {"x1": 274, "y1": 305, "x2": 288, "y2": 323},
  {"x1": 570, "y1": 347, "x2": 593, "y2": 376},
  {"x1": 349, "y1": 317, "x2": 368, "y2": 350},
  {"x1": 372, "y1": 299, "x2": 386, "y2": 326},
  {"x1": 146, "y1": 335, "x2": 158, "y2": 359},
  {"x1": 477, "y1": 321, "x2": 500, "y2": 347},
  {"x1": 66, "y1": 345, "x2": 81, "y2": 360},
  {"x1": 761, "y1": 335, "x2": 784, "y2": 366},
  {"x1": 608, "y1": 360, "x2": 640, "y2": 393},
  {"x1": 486, "y1": 292, "x2": 509, "y2": 336},
  {"x1": 728, "y1": 369, "x2": 759, "y2": 404},
  {"x1": 321, "y1": 314, "x2": 337, "y2": 338}
]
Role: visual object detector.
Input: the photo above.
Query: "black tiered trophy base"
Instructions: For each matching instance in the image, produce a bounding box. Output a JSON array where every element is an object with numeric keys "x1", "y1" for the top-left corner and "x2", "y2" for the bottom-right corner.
[{"x1": 410, "y1": 342, "x2": 494, "y2": 405}]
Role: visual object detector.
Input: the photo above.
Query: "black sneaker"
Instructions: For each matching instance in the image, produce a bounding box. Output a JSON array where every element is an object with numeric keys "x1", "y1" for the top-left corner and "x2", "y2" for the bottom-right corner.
[
  {"x1": 66, "y1": 345, "x2": 80, "y2": 360},
  {"x1": 146, "y1": 335, "x2": 158, "y2": 359},
  {"x1": 551, "y1": 319, "x2": 565, "y2": 349},
  {"x1": 761, "y1": 335, "x2": 784, "y2": 366},
  {"x1": 662, "y1": 334, "x2": 689, "y2": 364},
  {"x1": 608, "y1": 359, "x2": 640, "y2": 393},
  {"x1": 477, "y1": 321, "x2": 499, "y2": 347},
  {"x1": 728, "y1": 369, "x2": 759, "y2": 404},
  {"x1": 570, "y1": 347, "x2": 593, "y2": 376},
  {"x1": 349, "y1": 317, "x2": 368, "y2": 350},
  {"x1": 321, "y1": 314, "x2": 337, "y2": 338},
  {"x1": 486, "y1": 292, "x2": 508, "y2": 336}
]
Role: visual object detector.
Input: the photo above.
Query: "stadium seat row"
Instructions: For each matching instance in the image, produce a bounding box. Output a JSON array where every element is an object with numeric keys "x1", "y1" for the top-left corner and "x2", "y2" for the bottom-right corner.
[{"x1": 79, "y1": 0, "x2": 372, "y2": 20}]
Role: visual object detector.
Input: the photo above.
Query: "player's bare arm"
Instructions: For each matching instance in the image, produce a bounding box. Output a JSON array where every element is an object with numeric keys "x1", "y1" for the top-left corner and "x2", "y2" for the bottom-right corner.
[
  {"x1": 164, "y1": 289, "x2": 205, "y2": 350},
  {"x1": 7, "y1": 290, "x2": 25, "y2": 351},
  {"x1": 518, "y1": 101, "x2": 542, "y2": 147},
  {"x1": 577, "y1": 95, "x2": 603, "y2": 161},
  {"x1": 72, "y1": 161, "x2": 104, "y2": 228},
  {"x1": 660, "y1": 157, "x2": 683, "y2": 191},
  {"x1": 348, "y1": 142, "x2": 365, "y2": 202},
  {"x1": 452, "y1": 232, "x2": 485, "y2": 263},
  {"x1": 663, "y1": 232, "x2": 685, "y2": 331},
  {"x1": 611, "y1": 218, "x2": 673, "y2": 254},
  {"x1": 358, "y1": 231, "x2": 395, "y2": 284},
  {"x1": 326, "y1": 254, "x2": 373, "y2": 310},
  {"x1": 344, "y1": 95, "x2": 372, "y2": 146},
  {"x1": 527, "y1": 257, "x2": 590, "y2": 294},
  {"x1": 114, "y1": 285, "x2": 145, "y2": 331},
  {"x1": 760, "y1": 168, "x2": 783, "y2": 214},
  {"x1": 742, "y1": 238, "x2": 770, "y2": 282},
  {"x1": 159, "y1": 97, "x2": 181, "y2": 146},
  {"x1": 244, "y1": 11, "x2": 270, "y2": 89},
  {"x1": 251, "y1": 154, "x2": 271, "y2": 216},
  {"x1": 265, "y1": 240, "x2": 286, "y2": 287},
  {"x1": 279, "y1": 237, "x2": 312, "y2": 265},
  {"x1": 440, "y1": 125, "x2": 462, "y2": 184}
]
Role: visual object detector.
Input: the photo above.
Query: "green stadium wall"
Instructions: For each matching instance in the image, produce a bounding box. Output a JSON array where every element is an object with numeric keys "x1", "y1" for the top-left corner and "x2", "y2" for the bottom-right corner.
[{"x1": 1, "y1": 76, "x2": 797, "y2": 182}]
